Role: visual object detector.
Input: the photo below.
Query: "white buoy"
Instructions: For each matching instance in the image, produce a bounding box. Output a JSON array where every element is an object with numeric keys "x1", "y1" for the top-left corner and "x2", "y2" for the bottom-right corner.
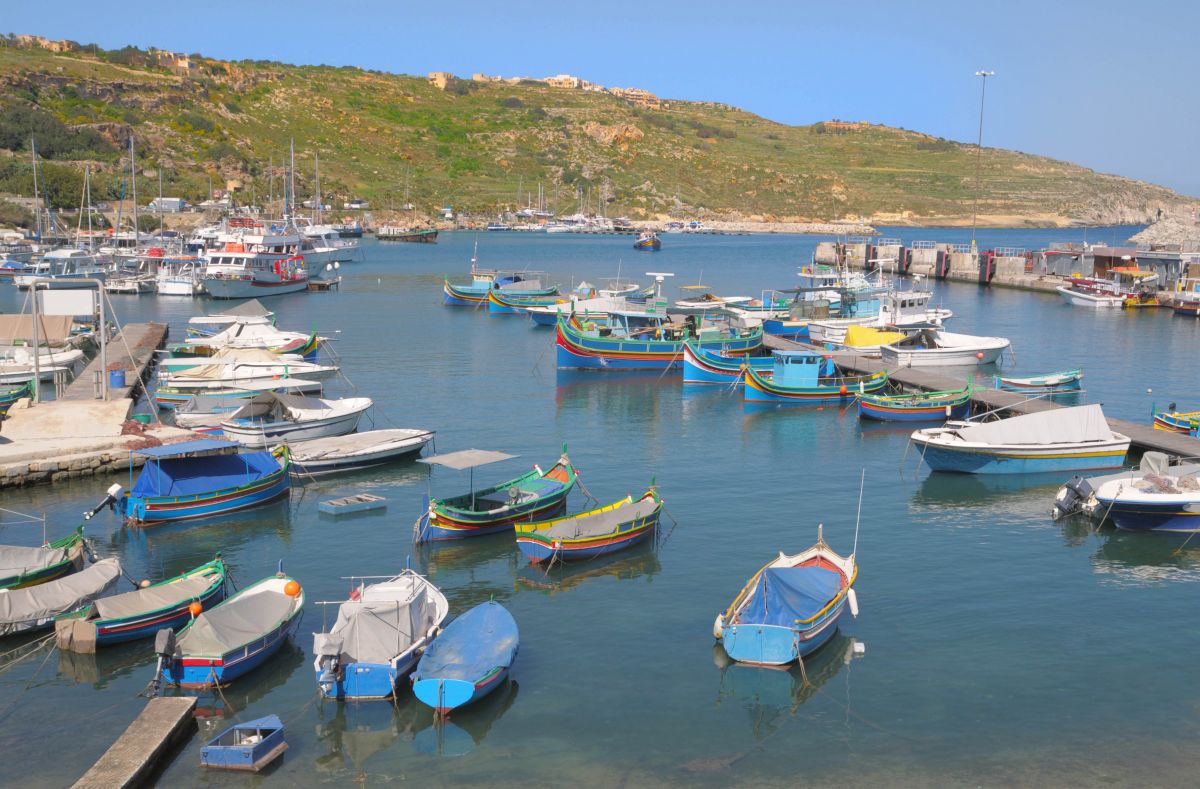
[
  {"x1": 853, "y1": 641, "x2": 866, "y2": 656},
  {"x1": 712, "y1": 613, "x2": 724, "y2": 640},
  {"x1": 847, "y1": 587, "x2": 859, "y2": 617}
]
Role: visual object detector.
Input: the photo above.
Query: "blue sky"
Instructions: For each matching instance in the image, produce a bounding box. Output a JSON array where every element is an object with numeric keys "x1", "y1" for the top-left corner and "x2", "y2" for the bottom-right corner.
[{"x1": 7, "y1": 0, "x2": 1198, "y2": 196}]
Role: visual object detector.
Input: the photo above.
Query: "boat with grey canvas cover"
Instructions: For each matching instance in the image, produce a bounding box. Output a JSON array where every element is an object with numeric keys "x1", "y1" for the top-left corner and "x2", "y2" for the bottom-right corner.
[
  {"x1": 0, "y1": 558, "x2": 122, "y2": 636},
  {"x1": 289, "y1": 429, "x2": 435, "y2": 476}
]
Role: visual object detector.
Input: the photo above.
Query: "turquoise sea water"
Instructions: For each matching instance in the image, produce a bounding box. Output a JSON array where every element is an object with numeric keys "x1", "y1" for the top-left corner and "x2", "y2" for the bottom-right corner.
[{"x1": 3, "y1": 227, "x2": 1200, "y2": 787}]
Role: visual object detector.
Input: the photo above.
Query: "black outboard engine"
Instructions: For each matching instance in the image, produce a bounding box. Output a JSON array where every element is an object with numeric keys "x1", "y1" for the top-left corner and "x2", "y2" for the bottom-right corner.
[
  {"x1": 149, "y1": 628, "x2": 177, "y2": 697},
  {"x1": 84, "y1": 483, "x2": 124, "y2": 521},
  {"x1": 1052, "y1": 475, "x2": 1095, "y2": 520}
]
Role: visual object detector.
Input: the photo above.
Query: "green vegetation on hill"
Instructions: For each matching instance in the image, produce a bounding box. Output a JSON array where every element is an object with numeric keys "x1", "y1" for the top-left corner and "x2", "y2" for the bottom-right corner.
[{"x1": 0, "y1": 39, "x2": 1192, "y2": 225}]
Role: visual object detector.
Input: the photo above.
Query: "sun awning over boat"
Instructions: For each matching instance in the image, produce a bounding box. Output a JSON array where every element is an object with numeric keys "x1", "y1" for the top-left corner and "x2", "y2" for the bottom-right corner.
[
  {"x1": 94, "y1": 571, "x2": 218, "y2": 620},
  {"x1": 419, "y1": 449, "x2": 516, "y2": 470},
  {"x1": 132, "y1": 438, "x2": 241, "y2": 458},
  {"x1": 954, "y1": 404, "x2": 1115, "y2": 445},
  {"x1": 131, "y1": 451, "x2": 279, "y2": 497},
  {"x1": 740, "y1": 566, "x2": 843, "y2": 627}
]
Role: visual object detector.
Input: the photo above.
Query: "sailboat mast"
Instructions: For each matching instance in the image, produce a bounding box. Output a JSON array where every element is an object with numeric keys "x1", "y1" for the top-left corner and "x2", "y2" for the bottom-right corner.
[
  {"x1": 157, "y1": 165, "x2": 163, "y2": 242},
  {"x1": 268, "y1": 154, "x2": 274, "y2": 215},
  {"x1": 30, "y1": 139, "x2": 42, "y2": 242},
  {"x1": 288, "y1": 139, "x2": 296, "y2": 224},
  {"x1": 314, "y1": 152, "x2": 321, "y2": 224},
  {"x1": 85, "y1": 166, "x2": 93, "y2": 239},
  {"x1": 130, "y1": 134, "x2": 140, "y2": 248}
]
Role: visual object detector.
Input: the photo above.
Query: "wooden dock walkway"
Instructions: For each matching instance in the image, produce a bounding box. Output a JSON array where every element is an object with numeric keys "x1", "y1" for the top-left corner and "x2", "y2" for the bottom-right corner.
[
  {"x1": 762, "y1": 334, "x2": 1200, "y2": 458},
  {"x1": 73, "y1": 696, "x2": 196, "y2": 788},
  {"x1": 63, "y1": 322, "x2": 169, "y2": 401}
]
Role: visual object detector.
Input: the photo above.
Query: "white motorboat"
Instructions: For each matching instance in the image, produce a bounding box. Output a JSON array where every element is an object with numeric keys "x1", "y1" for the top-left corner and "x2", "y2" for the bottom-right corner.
[
  {"x1": 157, "y1": 350, "x2": 338, "y2": 391},
  {"x1": 288, "y1": 428, "x2": 435, "y2": 476},
  {"x1": 674, "y1": 285, "x2": 751, "y2": 309},
  {"x1": 182, "y1": 320, "x2": 317, "y2": 355},
  {"x1": 14, "y1": 249, "x2": 108, "y2": 289},
  {"x1": 809, "y1": 290, "x2": 952, "y2": 344},
  {"x1": 187, "y1": 299, "x2": 275, "y2": 331},
  {"x1": 219, "y1": 392, "x2": 373, "y2": 447},
  {"x1": 155, "y1": 257, "x2": 203, "y2": 296},
  {"x1": 880, "y1": 329, "x2": 1009, "y2": 366},
  {"x1": 0, "y1": 346, "x2": 85, "y2": 382},
  {"x1": 1056, "y1": 269, "x2": 1158, "y2": 309},
  {"x1": 201, "y1": 234, "x2": 308, "y2": 299}
]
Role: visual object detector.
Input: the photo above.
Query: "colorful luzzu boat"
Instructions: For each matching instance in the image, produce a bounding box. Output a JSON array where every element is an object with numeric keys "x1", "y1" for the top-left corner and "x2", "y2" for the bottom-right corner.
[
  {"x1": 682, "y1": 340, "x2": 772, "y2": 384},
  {"x1": 442, "y1": 258, "x2": 558, "y2": 306},
  {"x1": 994, "y1": 369, "x2": 1083, "y2": 394},
  {"x1": 154, "y1": 569, "x2": 304, "y2": 689},
  {"x1": 514, "y1": 488, "x2": 663, "y2": 563},
  {"x1": 0, "y1": 527, "x2": 86, "y2": 590},
  {"x1": 415, "y1": 448, "x2": 578, "y2": 542},
  {"x1": 744, "y1": 350, "x2": 887, "y2": 404},
  {"x1": 411, "y1": 601, "x2": 519, "y2": 715},
  {"x1": 857, "y1": 386, "x2": 972, "y2": 422},
  {"x1": 0, "y1": 381, "x2": 32, "y2": 418},
  {"x1": 556, "y1": 313, "x2": 762, "y2": 371},
  {"x1": 56, "y1": 557, "x2": 226, "y2": 648},
  {"x1": 911, "y1": 404, "x2": 1130, "y2": 475},
  {"x1": 487, "y1": 289, "x2": 565, "y2": 315},
  {"x1": 123, "y1": 440, "x2": 290, "y2": 525},
  {"x1": 714, "y1": 525, "x2": 858, "y2": 666},
  {"x1": 1152, "y1": 408, "x2": 1200, "y2": 435}
]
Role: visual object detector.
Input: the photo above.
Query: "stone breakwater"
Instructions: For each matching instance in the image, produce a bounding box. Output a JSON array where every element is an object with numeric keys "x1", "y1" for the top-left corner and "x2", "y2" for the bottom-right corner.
[
  {"x1": 1131, "y1": 213, "x2": 1200, "y2": 247},
  {"x1": 0, "y1": 449, "x2": 146, "y2": 488}
]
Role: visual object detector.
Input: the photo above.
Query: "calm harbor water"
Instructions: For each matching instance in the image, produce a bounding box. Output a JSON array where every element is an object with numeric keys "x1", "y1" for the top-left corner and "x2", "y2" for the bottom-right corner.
[{"x1": 3, "y1": 227, "x2": 1200, "y2": 787}]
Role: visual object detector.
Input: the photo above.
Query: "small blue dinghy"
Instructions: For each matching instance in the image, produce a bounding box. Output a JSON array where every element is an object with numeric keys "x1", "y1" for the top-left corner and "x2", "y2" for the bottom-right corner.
[
  {"x1": 411, "y1": 601, "x2": 518, "y2": 715},
  {"x1": 200, "y1": 714, "x2": 287, "y2": 772}
]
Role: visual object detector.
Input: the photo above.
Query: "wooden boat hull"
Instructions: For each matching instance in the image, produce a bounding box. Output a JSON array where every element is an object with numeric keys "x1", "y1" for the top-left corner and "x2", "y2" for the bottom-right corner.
[
  {"x1": 761, "y1": 318, "x2": 811, "y2": 341},
  {"x1": 168, "y1": 589, "x2": 304, "y2": 689},
  {"x1": 418, "y1": 459, "x2": 577, "y2": 542},
  {"x1": 633, "y1": 238, "x2": 661, "y2": 251},
  {"x1": 60, "y1": 560, "x2": 227, "y2": 647},
  {"x1": 994, "y1": 369, "x2": 1082, "y2": 393},
  {"x1": 913, "y1": 439, "x2": 1130, "y2": 474},
  {"x1": 443, "y1": 279, "x2": 557, "y2": 307},
  {"x1": 0, "y1": 381, "x2": 32, "y2": 418},
  {"x1": 124, "y1": 464, "x2": 291, "y2": 525},
  {"x1": 1153, "y1": 412, "x2": 1199, "y2": 434},
  {"x1": 380, "y1": 229, "x2": 438, "y2": 243},
  {"x1": 413, "y1": 667, "x2": 510, "y2": 713},
  {"x1": 556, "y1": 318, "x2": 762, "y2": 371},
  {"x1": 857, "y1": 388, "x2": 972, "y2": 422},
  {"x1": 203, "y1": 277, "x2": 310, "y2": 300},
  {"x1": 721, "y1": 604, "x2": 846, "y2": 665},
  {"x1": 420, "y1": 498, "x2": 568, "y2": 541},
  {"x1": 1056, "y1": 285, "x2": 1123, "y2": 308},
  {"x1": 514, "y1": 491, "x2": 662, "y2": 563},
  {"x1": 411, "y1": 601, "x2": 518, "y2": 714},
  {"x1": 220, "y1": 408, "x2": 366, "y2": 447},
  {"x1": 1093, "y1": 494, "x2": 1200, "y2": 532},
  {"x1": 744, "y1": 368, "x2": 887, "y2": 404},
  {"x1": 0, "y1": 527, "x2": 85, "y2": 590},
  {"x1": 316, "y1": 659, "x2": 413, "y2": 700},
  {"x1": 682, "y1": 343, "x2": 772, "y2": 384},
  {"x1": 200, "y1": 716, "x2": 287, "y2": 772},
  {"x1": 487, "y1": 290, "x2": 563, "y2": 315}
]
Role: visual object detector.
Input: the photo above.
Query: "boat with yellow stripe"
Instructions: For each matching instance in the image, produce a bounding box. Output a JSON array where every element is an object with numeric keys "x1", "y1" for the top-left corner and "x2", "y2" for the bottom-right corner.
[{"x1": 910, "y1": 404, "x2": 1130, "y2": 474}]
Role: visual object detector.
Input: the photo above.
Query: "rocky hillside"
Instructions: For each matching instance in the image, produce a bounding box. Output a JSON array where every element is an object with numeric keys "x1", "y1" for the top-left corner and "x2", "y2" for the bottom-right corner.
[{"x1": 1, "y1": 38, "x2": 1195, "y2": 226}]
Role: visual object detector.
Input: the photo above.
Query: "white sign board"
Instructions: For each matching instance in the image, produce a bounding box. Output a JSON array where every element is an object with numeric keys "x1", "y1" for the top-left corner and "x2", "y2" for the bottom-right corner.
[{"x1": 39, "y1": 289, "x2": 96, "y2": 317}]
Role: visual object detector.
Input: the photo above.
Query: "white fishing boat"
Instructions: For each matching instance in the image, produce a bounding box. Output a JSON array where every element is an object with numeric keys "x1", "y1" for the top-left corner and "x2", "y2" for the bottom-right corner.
[
  {"x1": 155, "y1": 257, "x2": 203, "y2": 296},
  {"x1": 157, "y1": 350, "x2": 338, "y2": 392},
  {"x1": 182, "y1": 320, "x2": 317, "y2": 355},
  {"x1": 1056, "y1": 269, "x2": 1158, "y2": 309},
  {"x1": 674, "y1": 285, "x2": 751, "y2": 309},
  {"x1": 201, "y1": 235, "x2": 309, "y2": 300},
  {"x1": 808, "y1": 290, "x2": 952, "y2": 344},
  {"x1": 911, "y1": 404, "x2": 1130, "y2": 475},
  {"x1": 1053, "y1": 452, "x2": 1200, "y2": 530},
  {"x1": 14, "y1": 249, "x2": 107, "y2": 289},
  {"x1": 0, "y1": 346, "x2": 85, "y2": 383},
  {"x1": 288, "y1": 428, "x2": 435, "y2": 476},
  {"x1": 299, "y1": 224, "x2": 361, "y2": 263},
  {"x1": 159, "y1": 348, "x2": 313, "y2": 375},
  {"x1": 880, "y1": 329, "x2": 1009, "y2": 367},
  {"x1": 219, "y1": 392, "x2": 373, "y2": 447}
]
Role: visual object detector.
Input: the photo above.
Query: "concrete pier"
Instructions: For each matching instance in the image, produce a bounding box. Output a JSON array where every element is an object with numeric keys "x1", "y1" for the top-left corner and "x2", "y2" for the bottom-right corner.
[
  {"x1": 63, "y1": 322, "x2": 169, "y2": 402},
  {"x1": 72, "y1": 696, "x2": 197, "y2": 788},
  {"x1": 761, "y1": 334, "x2": 1199, "y2": 458}
]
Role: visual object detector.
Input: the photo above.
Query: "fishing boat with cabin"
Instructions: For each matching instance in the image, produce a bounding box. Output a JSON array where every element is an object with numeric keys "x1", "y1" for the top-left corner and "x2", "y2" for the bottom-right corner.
[
  {"x1": 910, "y1": 404, "x2": 1131, "y2": 474},
  {"x1": 743, "y1": 350, "x2": 888, "y2": 404},
  {"x1": 1055, "y1": 268, "x2": 1158, "y2": 308},
  {"x1": 857, "y1": 386, "x2": 972, "y2": 422},
  {"x1": 415, "y1": 448, "x2": 578, "y2": 542},
  {"x1": 713, "y1": 525, "x2": 858, "y2": 666},
  {"x1": 313, "y1": 570, "x2": 449, "y2": 700},
  {"x1": 411, "y1": 601, "x2": 519, "y2": 715},
  {"x1": 200, "y1": 233, "x2": 310, "y2": 299},
  {"x1": 633, "y1": 231, "x2": 661, "y2": 251},
  {"x1": 808, "y1": 290, "x2": 950, "y2": 345},
  {"x1": 514, "y1": 487, "x2": 663, "y2": 563},
  {"x1": 55, "y1": 556, "x2": 226, "y2": 649},
  {"x1": 152, "y1": 567, "x2": 305, "y2": 689},
  {"x1": 122, "y1": 439, "x2": 291, "y2": 525}
]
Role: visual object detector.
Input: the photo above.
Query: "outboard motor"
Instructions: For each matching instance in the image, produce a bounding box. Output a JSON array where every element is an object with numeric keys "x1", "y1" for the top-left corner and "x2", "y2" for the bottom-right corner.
[
  {"x1": 1052, "y1": 476, "x2": 1095, "y2": 520},
  {"x1": 314, "y1": 634, "x2": 344, "y2": 695},
  {"x1": 149, "y1": 628, "x2": 177, "y2": 697},
  {"x1": 83, "y1": 483, "x2": 124, "y2": 520}
]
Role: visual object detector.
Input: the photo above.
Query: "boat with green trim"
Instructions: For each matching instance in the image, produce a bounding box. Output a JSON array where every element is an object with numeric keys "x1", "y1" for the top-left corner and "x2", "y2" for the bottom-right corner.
[
  {"x1": 557, "y1": 312, "x2": 762, "y2": 371},
  {"x1": 55, "y1": 556, "x2": 226, "y2": 648},
  {"x1": 857, "y1": 386, "x2": 972, "y2": 422},
  {"x1": 744, "y1": 350, "x2": 887, "y2": 404},
  {"x1": 415, "y1": 448, "x2": 578, "y2": 542},
  {"x1": 515, "y1": 488, "x2": 662, "y2": 563},
  {"x1": 0, "y1": 527, "x2": 87, "y2": 590},
  {"x1": 0, "y1": 381, "x2": 31, "y2": 417}
]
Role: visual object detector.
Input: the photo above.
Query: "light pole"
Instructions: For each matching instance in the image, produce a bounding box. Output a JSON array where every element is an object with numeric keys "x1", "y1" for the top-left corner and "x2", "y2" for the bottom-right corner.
[{"x1": 971, "y1": 70, "x2": 995, "y2": 250}]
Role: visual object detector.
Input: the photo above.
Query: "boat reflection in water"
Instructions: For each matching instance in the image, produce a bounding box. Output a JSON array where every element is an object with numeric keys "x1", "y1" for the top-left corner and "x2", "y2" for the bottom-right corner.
[
  {"x1": 415, "y1": 532, "x2": 519, "y2": 608},
  {"x1": 912, "y1": 469, "x2": 1066, "y2": 513},
  {"x1": 712, "y1": 634, "x2": 861, "y2": 743},
  {"x1": 515, "y1": 540, "x2": 662, "y2": 594},
  {"x1": 58, "y1": 641, "x2": 153, "y2": 689},
  {"x1": 187, "y1": 642, "x2": 305, "y2": 733},
  {"x1": 106, "y1": 496, "x2": 293, "y2": 556},
  {"x1": 1090, "y1": 527, "x2": 1200, "y2": 586},
  {"x1": 412, "y1": 678, "x2": 520, "y2": 757}
]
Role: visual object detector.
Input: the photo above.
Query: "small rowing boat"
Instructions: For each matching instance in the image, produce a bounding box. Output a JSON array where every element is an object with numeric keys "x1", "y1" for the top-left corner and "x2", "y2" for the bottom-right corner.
[
  {"x1": 994, "y1": 369, "x2": 1083, "y2": 394},
  {"x1": 219, "y1": 393, "x2": 372, "y2": 447},
  {"x1": 514, "y1": 488, "x2": 663, "y2": 563},
  {"x1": 857, "y1": 386, "x2": 971, "y2": 422},
  {"x1": 290, "y1": 429, "x2": 435, "y2": 477},
  {"x1": 412, "y1": 601, "x2": 519, "y2": 715}
]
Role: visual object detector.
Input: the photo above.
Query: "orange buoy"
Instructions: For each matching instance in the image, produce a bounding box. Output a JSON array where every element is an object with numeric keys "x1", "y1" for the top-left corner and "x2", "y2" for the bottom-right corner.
[
  {"x1": 284, "y1": 580, "x2": 301, "y2": 597},
  {"x1": 188, "y1": 601, "x2": 203, "y2": 617},
  {"x1": 139, "y1": 579, "x2": 151, "y2": 588},
  {"x1": 840, "y1": 385, "x2": 849, "y2": 395},
  {"x1": 975, "y1": 352, "x2": 985, "y2": 360}
]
